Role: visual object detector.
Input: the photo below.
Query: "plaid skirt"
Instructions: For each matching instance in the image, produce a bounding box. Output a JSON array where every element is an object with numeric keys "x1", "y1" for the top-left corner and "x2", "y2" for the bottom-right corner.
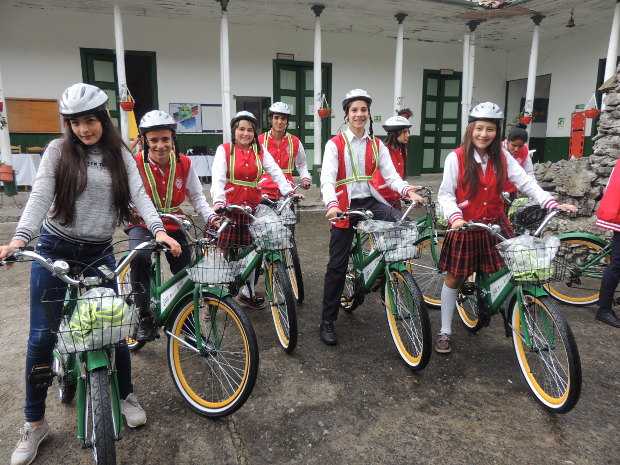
[
  {"x1": 217, "y1": 211, "x2": 253, "y2": 254},
  {"x1": 439, "y1": 215, "x2": 514, "y2": 278}
]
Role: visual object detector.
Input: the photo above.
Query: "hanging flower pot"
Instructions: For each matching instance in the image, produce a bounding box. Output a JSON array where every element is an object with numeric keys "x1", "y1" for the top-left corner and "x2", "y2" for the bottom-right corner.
[
  {"x1": 317, "y1": 94, "x2": 331, "y2": 119},
  {"x1": 0, "y1": 101, "x2": 3, "y2": 112},
  {"x1": 0, "y1": 163, "x2": 14, "y2": 182},
  {"x1": 119, "y1": 85, "x2": 135, "y2": 111},
  {"x1": 519, "y1": 114, "x2": 532, "y2": 125},
  {"x1": 584, "y1": 108, "x2": 600, "y2": 118}
]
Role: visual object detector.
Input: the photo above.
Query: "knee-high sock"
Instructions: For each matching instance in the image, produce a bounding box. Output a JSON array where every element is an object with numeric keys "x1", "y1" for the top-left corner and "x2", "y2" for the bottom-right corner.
[
  {"x1": 440, "y1": 283, "x2": 458, "y2": 335},
  {"x1": 241, "y1": 269, "x2": 256, "y2": 298}
]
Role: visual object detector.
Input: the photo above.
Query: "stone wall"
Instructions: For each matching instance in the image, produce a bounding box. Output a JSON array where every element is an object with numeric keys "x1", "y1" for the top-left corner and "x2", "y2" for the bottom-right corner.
[{"x1": 529, "y1": 65, "x2": 620, "y2": 235}]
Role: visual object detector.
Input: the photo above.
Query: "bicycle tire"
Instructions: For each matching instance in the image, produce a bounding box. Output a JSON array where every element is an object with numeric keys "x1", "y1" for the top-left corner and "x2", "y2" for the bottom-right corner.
[
  {"x1": 52, "y1": 350, "x2": 76, "y2": 404},
  {"x1": 512, "y1": 294, "x2": 582, "y2": 413},
  {"x1": 384, "y1": 270, "x2": 432, "y2": 370},
  {"x1": 544, "y1": 237, "x2": 609, "y2": 306},
  {"x1": 167, "y1": 295, "x2": 259, "y2": 417},
  {"x1": 409, "y1": 232, "x2": 446, "y2": 308},
  {"x1": 87, "y1": 368, "x2": 117, "y2": 465},
  {"x1": 286, "y1": 238, "x2": 305, "y2": 305},
  {"x1": 266, "y1": 260, "x2": 298, "y2": 353}
]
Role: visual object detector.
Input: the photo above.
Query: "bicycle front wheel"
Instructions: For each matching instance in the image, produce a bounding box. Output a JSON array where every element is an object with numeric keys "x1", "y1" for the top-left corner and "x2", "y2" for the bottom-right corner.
[
  {"x1": 86, "y1": 368, "x2": 117, "y2": 465},
  {"x1": 266, "y1": 260, "x2": 298, "y2": 353},
  {"x1": 409, "y1": 233, "x2": 446, "y2": 308},
  {"x1": 384, "y1": 270, "x2": 432, "y2": 370},
  {"x1": 512, "y1": 294, "x2": 582, "y2": 413},
  {"x1": 167, "y1": 296, "x2": 259, "y2": 417},
  {"x1": 544, "y1": 237, "x2": 609, "y2": 306}
]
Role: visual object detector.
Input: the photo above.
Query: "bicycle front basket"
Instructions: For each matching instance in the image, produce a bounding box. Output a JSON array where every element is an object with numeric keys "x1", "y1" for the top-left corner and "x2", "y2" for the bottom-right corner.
[
  {"x1": 187, "y1": 245, "x2": 243, "y2": 284},
  {"x1": 357, "y1": 220, "x2": 419, "y2": 262},
  {"x1": 496, "y1": 235, "x2": 563, "y2": 284},
  {"x1": 249, "y1": 216, "x2": 293, "y2": 250},
  {"x1": 43, "y1": 286, "x2": 139, "y2": 354}
]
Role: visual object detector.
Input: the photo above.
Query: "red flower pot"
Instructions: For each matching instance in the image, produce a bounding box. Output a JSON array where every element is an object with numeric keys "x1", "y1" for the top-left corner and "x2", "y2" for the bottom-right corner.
[
  {"x1": 120, "y1": 100, "x2": 135, "y2": 111},
  {"x1": 0, "y1": 101, "x2": 3, "y2": 112},
  {"x1": 519, "y1": 114, "x2": 532, "y2": 125},
  {"x1": 318, "y1": 107, "x2": 331, "y2": 119}
]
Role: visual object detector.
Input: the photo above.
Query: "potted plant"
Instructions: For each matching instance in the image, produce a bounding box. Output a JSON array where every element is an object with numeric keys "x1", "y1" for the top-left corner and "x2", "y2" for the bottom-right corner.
[
  {"x1": 119, "y1": 86, "x2": 135, "y2": 111},
  {"x1": 317, "y1": 94, "x2": 331, "y2": 119}
]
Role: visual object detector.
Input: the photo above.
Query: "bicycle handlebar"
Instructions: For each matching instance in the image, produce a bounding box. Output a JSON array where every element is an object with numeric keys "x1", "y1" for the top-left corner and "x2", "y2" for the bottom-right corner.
[{"x1": 331, "y1": 210, "x2": 374, "y2": 223}]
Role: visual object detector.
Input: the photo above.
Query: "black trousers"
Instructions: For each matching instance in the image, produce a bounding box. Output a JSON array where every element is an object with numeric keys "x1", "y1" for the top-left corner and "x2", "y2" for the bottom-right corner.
[
  {"x1": 321, "y1": 197, "x2": 401, "y2": 322},
  {"x1": 599, "y1": 231, "x2": 620, "y2": 312},
  {"x1": 127, "y1": 226, "x2": 191, "y2": 318}
]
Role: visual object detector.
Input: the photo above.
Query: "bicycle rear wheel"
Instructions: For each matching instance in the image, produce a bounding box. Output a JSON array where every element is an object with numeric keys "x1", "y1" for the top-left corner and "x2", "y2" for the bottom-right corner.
[
  {"x1": 456, "y1": 276, "x2": 484, "y2": 333},
  {"x1": 512, "y1": 294, "x2": 582, "y2": 413},
  {"x1": 86, "y1": 368, "x2": 117, "y2": 465},
  {"x1": 409, "y1": 233, "x2": 445, "y2": 308},
  {"x1": 116, "y1": 261, "x2": 146, "y2": 352},
  {"x1": 167, "y1": 295, "x2": 259, "y2": 417},
  {"x1": 544, "y1": 237, "x2": 609, "y2": 306},
  {"x1": 384, "y1": 270, "x2": 432, "y2": 370},
  {"x1": 266, "y1": 260, "x2": 298, "y2": 353}
]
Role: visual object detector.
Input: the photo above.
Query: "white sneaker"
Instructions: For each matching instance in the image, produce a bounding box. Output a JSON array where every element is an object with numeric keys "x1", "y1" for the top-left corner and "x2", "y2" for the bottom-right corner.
[
  {"x1": 121, "y1": 393, "x2": 147, "y2": 428},
  {"x1": 10, "y1": 420, "x2": 49, "y2": 465}
]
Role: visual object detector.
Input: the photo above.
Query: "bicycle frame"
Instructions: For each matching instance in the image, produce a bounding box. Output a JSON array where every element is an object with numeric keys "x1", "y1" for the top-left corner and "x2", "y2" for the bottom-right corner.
[{"x1": 556, "y1": 231, "x2": 611, "y2": 280}]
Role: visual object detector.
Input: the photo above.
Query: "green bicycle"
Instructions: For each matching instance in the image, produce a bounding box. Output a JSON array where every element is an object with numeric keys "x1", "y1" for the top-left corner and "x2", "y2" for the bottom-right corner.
[
  {"x1": 115, "y1": 219, "x2": 259, "y2": 417},
  {"x1": 339, "y1": 204, "x2": 432, "y2": 370},
  {"x1": 452, "y1": 211, "x2": 582, "y2": 413},
  {"x1": 219, "y1": 204, "x2": 298, "y2": 353},
  {"x1": 2, "y1": 247, "x2": 148, "y2": 464}
]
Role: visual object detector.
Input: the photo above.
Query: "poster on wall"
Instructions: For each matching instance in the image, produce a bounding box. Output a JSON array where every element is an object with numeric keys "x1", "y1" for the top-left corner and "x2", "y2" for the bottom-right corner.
[
  {"x1": 169, "y1": 103, "x2": 202, "y2": 133},
  {"x1": 201, "y1": 104, "x2": 223, "y2": 133}
]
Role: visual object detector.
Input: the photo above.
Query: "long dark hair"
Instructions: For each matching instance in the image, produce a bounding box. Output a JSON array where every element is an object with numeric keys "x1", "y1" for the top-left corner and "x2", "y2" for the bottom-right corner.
[
  {"x1": 52, "y1": 110, "x2": 131, "y2": 225},
  {"x1": 344, "y1": 99, "x2": 374, "y2": 138},
  {"x1": 385, "y1": 130, "x2": 408, "y2": 162},
  {"x1": 231, "y1": 118, "x2": 262, "y2": 154},
  {"x1": 460, "y1": 120, "x2": 505, "y2": 197}
]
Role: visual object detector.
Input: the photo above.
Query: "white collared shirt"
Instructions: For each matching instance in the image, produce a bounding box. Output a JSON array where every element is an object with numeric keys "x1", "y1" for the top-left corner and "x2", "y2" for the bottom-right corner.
[
  {"x1": 438, "y1": 148, "x2": 557, "y2": 224},
  {"x1": 320, "y1": 127, "x2": 410, "y2": 209}
]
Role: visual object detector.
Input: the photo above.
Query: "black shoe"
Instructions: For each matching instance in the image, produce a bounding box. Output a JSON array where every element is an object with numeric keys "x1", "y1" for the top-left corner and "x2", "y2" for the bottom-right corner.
[
  {"x1": 136, "y1": 318, "x2": 158, "y2": 342},
  {"x1": 596, "y1": 308, "x2": 620, "y2": 328},
  {"x1": 320, "y1": 320, "x2": 337, "y2": 345}
]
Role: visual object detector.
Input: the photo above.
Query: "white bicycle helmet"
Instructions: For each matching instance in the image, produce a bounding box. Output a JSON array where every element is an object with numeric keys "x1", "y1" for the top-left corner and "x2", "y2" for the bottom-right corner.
[
  {"x1": 342, "y1": 88, "x2": 372, "y2": 110},
  {"x1": 469, "y1": 102, "x2": 503, "y2": 122},
  {"x1": 268, "y1": 101, "x2": 291, "y2": 116},
  {"x1": 59, "y1": 83, "x2": 108, "y2": 117},
  {"x1": 231, "y1": 110, "x2": 258, "y2": 127},
  {"x1": 382, "y1": 115, "x2": 412, "y2": 132},
  {"x1": 139, "y1": 110, "x2": 177, "y2": 134}
]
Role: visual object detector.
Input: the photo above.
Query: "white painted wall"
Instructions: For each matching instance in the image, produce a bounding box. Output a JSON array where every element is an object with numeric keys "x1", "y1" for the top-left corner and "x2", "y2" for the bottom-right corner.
[
  {"x1": 506, "y1": 20, "x2": 612, "y2": 138},
  {"x1": 505, "y1": 75, "x2": 551, "y2": 138}
]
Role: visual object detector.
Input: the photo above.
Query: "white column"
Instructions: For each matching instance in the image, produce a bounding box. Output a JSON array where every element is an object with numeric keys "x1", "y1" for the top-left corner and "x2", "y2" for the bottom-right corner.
[
  {"x1": 393, "y1": 13, "x2": 407, "y2": 114},
  {"x1": 312, "y1": 4, "x2": 324, "y2": 185},
  {"x1": 0, "y1": 66, "x2": 11, "y2": 165},
  {"x1": 113, "y1": 5, "x2": 128, "y2": 143},
  {"x1": 524, "y1": 15, "x2": 544, "y2": 126},
  {"x1": 460, "y1": 32, "x2": 470, "y2": 139},
  {"x1": 468, "y1": 31, "x2": 476, "y2": 109},
  {"x1": 219, "y1": 4, "x2": 232, "y2": 143},
  {"x1": 603, "y1": 1, "x2": 620, "y2": 110}
]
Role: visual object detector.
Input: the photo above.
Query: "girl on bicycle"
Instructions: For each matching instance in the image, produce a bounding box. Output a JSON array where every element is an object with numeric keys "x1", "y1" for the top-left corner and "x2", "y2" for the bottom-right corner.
[
  {"x1": 0, "y1": 83, "x2": 181, "y2": 465},
  {"x1": 128, "y1": 110, "x2": 218, "y2": 341},
  {"x1": 320, "y1": 88, "x2": 424, "y2": 346},
  {"x1": 502, "y1": 124, "x2": 534, "y2": 198},
  {"x1": 370, "y1": 114, "x2": 412, "y2": 210},
  {"x1": 259, "y1": 101, "x2": 312, "y2": 200},
  {"x1": 436, "y1": 102, "x2": 575, "y2": 354},
  {"x1": 211, "y1": 110, "x2": 293, "y2": 308}
]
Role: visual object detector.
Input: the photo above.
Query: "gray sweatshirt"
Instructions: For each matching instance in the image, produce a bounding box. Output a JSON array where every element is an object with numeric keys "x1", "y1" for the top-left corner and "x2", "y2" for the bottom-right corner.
[{"x1": 13, "y1": 138, "x2": 165, "y2": 244}]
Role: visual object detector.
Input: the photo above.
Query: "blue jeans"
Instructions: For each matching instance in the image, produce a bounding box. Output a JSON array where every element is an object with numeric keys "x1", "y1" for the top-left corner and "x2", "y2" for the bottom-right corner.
[
  {"x1": 599, "y1": 231, "x2": 620, "y2": 312},
  {"x1": 25, "y1": 228, "x2": 133, "y2": 422}
]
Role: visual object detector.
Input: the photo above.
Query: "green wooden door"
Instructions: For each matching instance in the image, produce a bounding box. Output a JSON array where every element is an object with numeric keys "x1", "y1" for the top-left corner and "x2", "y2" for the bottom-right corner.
[
  {"x1": 80, "y1": 51, "x2": 120, "y2": 128},
  {"x1": 420, "y1": 70, "x2": 462, "y2": 172},
  {"x1": 273, "y1": 60, "x2": 331, "y2": 180}
]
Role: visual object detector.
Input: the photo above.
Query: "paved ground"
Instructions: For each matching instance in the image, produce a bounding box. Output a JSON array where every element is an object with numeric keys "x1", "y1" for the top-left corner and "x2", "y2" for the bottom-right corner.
[{"x1": 0, "y1": 177, "x2": 618, "y2": 465}]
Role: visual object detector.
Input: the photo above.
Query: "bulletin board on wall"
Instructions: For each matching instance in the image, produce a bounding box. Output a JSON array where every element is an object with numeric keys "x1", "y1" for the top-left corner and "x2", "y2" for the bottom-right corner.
[{"x1": 6, "y1": 98, "x2": 61, "y2": 133}]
